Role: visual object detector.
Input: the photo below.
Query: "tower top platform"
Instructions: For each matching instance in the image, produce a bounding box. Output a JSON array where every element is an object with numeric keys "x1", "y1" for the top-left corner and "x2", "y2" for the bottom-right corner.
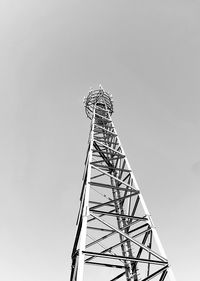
[{"x1": 84, "y1": 86, "x2": 113, "y2": 119}]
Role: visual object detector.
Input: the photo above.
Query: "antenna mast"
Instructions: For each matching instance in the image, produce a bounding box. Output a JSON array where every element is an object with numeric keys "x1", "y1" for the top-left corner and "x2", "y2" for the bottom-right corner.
[{"x1": 70, "y1": 87, "x2": 176, "y2": 281}]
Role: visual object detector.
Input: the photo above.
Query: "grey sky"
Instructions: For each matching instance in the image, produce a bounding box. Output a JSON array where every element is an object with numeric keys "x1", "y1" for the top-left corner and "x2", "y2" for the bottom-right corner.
[{"x1": 1, "y1": 0, "x2": 200, "y2": 280}]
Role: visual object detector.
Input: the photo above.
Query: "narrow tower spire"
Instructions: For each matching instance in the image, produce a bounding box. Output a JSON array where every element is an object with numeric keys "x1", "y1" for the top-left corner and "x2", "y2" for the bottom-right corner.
[{"x1": 70, "y1": 88, "x2": 175, "y2": 281}]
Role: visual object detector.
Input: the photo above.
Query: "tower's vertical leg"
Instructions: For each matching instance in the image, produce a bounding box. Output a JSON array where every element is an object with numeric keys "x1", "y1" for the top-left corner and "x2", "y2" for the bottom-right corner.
[{"x1": 71, "y1": 111, "x2": 95, "y2": 281}]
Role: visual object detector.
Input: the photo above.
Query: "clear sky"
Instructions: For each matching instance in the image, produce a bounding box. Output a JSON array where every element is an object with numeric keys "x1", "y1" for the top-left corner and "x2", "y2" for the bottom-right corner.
[{"x1": 1, "y1": 0, "x2": 200, "y2": 280}]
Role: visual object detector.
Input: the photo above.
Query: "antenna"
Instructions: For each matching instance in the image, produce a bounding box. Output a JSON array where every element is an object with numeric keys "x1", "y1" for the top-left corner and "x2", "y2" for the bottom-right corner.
[{"x1": 70, "y1": 87, "x2": 176, "y2": 281}]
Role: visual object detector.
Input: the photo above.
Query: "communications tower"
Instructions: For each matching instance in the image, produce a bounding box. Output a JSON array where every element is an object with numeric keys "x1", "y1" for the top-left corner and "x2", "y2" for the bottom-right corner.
[{"x1": 70, "y1": 87, "x2": 176, "y2": 281}]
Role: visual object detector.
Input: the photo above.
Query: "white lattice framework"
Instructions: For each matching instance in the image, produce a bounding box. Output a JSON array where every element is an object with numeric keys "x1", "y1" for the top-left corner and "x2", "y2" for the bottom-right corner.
[{"x1": 70, "y1": 87, "x2": 176, "y2": 281}]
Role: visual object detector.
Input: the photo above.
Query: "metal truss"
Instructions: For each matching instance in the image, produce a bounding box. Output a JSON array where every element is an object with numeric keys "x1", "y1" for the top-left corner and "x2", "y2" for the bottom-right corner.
[{"x1": 70, "y1": 87, "x2": 176, "y2": 281}]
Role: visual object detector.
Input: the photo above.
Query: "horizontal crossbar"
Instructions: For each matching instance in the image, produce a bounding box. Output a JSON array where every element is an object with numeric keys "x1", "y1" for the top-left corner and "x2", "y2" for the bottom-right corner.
[{"x1": 83, "y1": 251, "x2": 168, "y2": 265}]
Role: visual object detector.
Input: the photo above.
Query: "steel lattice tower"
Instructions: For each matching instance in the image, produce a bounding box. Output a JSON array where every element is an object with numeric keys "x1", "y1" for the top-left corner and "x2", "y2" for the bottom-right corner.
[{"x1": 70, "y1": 87, "x2": 176, "y2": 281}]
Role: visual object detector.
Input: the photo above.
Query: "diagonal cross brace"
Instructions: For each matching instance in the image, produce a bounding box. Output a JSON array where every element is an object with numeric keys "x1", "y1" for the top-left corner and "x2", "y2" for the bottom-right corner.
[{"x1": 90, "y1": 213, "x2": 168, "y2": 262}]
